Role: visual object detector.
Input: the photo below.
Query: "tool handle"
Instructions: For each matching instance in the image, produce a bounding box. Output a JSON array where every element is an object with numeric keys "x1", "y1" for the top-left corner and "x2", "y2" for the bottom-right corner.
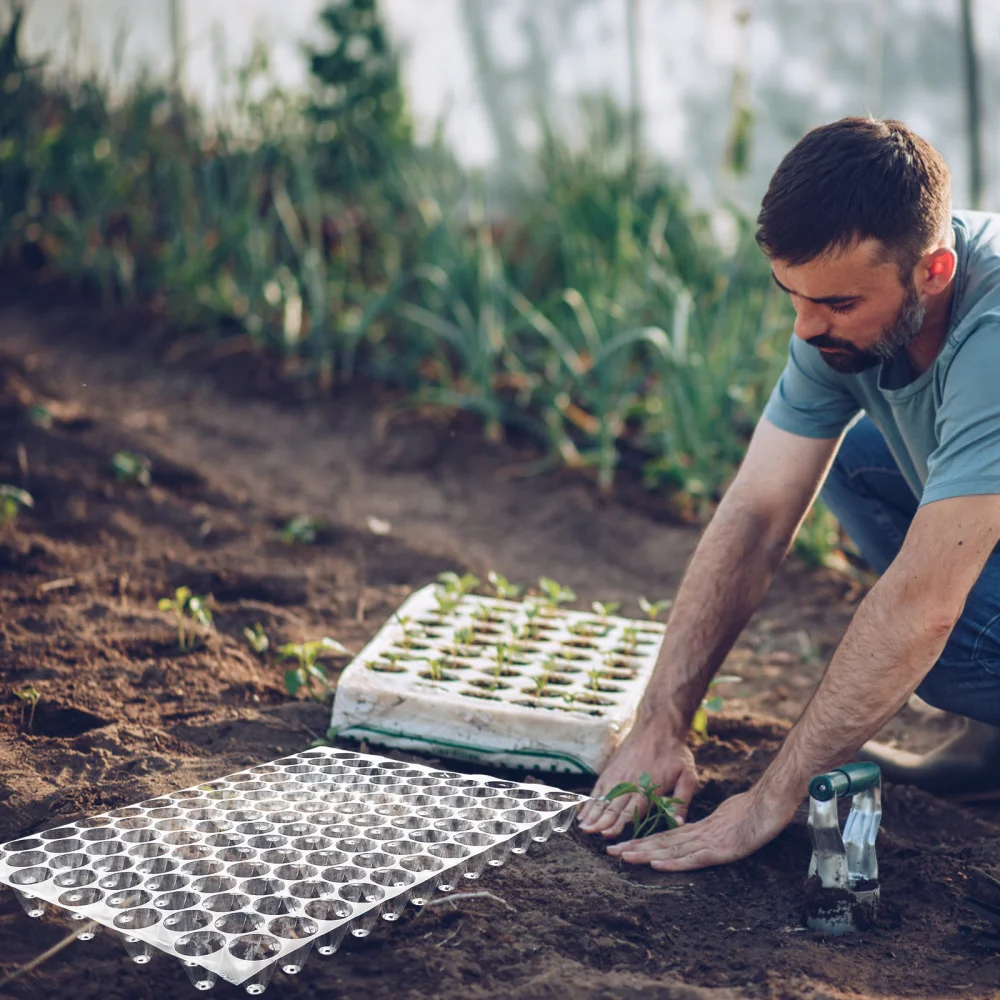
[{"x1": 808, "y1": 762, "x2": 881, "y2": 802}]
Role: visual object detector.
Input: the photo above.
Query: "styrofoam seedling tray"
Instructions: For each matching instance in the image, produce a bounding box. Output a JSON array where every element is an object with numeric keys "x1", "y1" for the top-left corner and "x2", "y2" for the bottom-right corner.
[
  {"x1": 330, "y1": 584, "x2": 666, "y2": 774},
  {"x1": 0, "y1": 748, "x2": 585, "y2": 993}
]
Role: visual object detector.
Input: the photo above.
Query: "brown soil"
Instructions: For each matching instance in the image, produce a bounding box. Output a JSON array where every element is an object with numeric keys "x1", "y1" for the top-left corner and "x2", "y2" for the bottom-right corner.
[{"x1": 1, "y1": 297, "x2": 998, "y2": 1000}]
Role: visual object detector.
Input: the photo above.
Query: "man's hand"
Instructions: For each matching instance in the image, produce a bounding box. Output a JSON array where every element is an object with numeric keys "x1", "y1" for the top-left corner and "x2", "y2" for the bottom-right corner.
[
  {"x1": 577, "y1": 724, "x2": 699, "y2": 838},
  {"x1": 605, "y1": 784, "x2": 798, "y2": 870}
]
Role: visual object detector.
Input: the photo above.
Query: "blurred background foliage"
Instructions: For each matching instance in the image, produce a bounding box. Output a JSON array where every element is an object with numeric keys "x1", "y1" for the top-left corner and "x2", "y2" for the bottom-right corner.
[{"x1": 0, "y1": 0, "x2": 800, "y2": 530}]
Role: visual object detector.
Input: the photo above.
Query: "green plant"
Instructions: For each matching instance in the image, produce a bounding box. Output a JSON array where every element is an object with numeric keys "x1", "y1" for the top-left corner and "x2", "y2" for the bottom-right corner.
[
  {"x1": 537, "y1": 577, "x2": 576, "y2": 608},
  {"x1": 529, "y1": 671, "x2": 550, "y2": 697},
  {"x1": 0, "y1": 485, "x2": 33, "y2": 525},
  {"x1": 425, "y1": 657, "x2": 446, "y2": 681},
  {"x1": 243, "y1": 623, "x2": 270, "y2": 655},
  {"x1": 280, "y1": 515, "x2": 322, "y2": 545},
  {"x1": 586, "y1": 667, "x2": 603, "y2": 692},
  {"x1": 14, "y1": 685, "x2": 40, "y2": 730},
  {"x1": 437, "y1": 572, "x2": 480, "y2": 598},
  {"x1": 691, "y1": 674, "x2": 742, "y2": 739},
  {"x1": 278, "y1": 637, "x2": 352, "y2": 700},
  {"x1": 110, "y1": 450, "x2": 151, "y2": 487},
  {"x1": 486, "y1": 571, "x2": 522, "y2": 600},
  {"x1": 157, "y1": 587, "x2": 213, "y2": 651},
  {"x1": 454, "y1": 626, "x2": 475, "y2": 647},
  {"x1": 638, "y1": 596, "x2": 672, "y2": 620},
  {"x1": 604, "y1": 772, "x2": 683, "y2": 838},
  {"x1": 591, "y1": 600, "x2": 621, "y2": 618}
]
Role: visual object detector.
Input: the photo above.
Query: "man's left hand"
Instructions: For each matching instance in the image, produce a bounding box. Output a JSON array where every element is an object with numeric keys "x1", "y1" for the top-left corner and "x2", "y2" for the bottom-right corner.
[{"x1": 605, "y1": 786, "x2": 798, "y2": 871}]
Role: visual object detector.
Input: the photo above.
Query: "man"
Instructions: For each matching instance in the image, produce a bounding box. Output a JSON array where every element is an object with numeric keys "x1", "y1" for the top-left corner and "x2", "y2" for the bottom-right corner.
[{"x1": 576, "y1": 116, "x2": 1000, "y2": 871}]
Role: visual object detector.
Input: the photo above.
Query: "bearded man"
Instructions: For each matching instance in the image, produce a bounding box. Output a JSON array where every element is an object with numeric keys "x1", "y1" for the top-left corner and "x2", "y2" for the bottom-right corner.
[{"x1": 577, "y1": 116, "x2": 1000, "y2": 870}]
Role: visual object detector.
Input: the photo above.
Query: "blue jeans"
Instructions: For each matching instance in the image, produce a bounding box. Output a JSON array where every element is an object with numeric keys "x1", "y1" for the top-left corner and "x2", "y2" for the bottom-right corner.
[{"x1": 820, "y1": 416, "x2": 1000, "y2": 726}]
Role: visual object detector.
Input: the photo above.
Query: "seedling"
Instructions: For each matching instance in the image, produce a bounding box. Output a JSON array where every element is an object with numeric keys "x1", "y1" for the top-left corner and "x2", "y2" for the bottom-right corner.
[
  {"x1": 157, "y1": 587, "x2": 213, "y2": 651},
  {"x1": 14, "y1": 685, "x2": 41, "y2": 731},
  {"x1": 437, "y1": 571, "x2": 480, "y2": 598},
  {"x1": 537, "y1": 576, "x2": 576, "y2": 608},
  {"x1": 638, "y1": 596, "x2": 672, "y2": 621},
  {"x1": 691, "y1": 674, "x2": 742, "y2": 739},
  {"x1": 586, "y1": 667, "x2": 603, "y2": 692},
  {"x1": 604, "y1": 772, "x2": 683, "y2": 838},
  {"x1": 426, "y1": 657, "x2": 446, "y2": 681},
  {"x1": 280, "y1": 515, "x2": 322, "y2": 545},
  {"x1": 454, "y1": 625, "x2": 476, "y2": 647},
  {"x1": 111, "y1": 450, "x2": 152, "y2": 487},
  {"x1": 243, "y1": 623, "x2": 269, "y2": 655},
  {"x1": 0, "y1": 485, "x2": 33, "y2": 526},
  {"x1": 591, "y1": 601, "x2": 621, "y2": 619},
  {"x1": 278, "y1": 637, "x2": 352, "y2": 701},
  {"x1": 434, "y1": 592, "x2": 461, "y2": 615},
  {"x1": 487, "y1": 571, "x2": 522, "y2": 600},
  {"x1": 529, "y1": 671, "x2": 550, "y2": 697}
]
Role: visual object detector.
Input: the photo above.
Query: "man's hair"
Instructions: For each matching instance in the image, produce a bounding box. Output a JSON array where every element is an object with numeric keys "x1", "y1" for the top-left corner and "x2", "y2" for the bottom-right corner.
[{"x1": 755, "y1": 117, "x2": 952, "y2": 272}]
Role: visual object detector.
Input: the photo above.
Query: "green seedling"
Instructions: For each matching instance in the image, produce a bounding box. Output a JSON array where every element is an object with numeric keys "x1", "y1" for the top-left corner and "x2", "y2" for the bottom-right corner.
[
  {"x1": 591, "y1": 600, "x2": 621, "y2": 618},
  {"x1": 638, "y1": 596, "x2": 672, "y2": 621},
  {"x1": 157, "y1": 587, "x2": 213, "y2": 651},
  {"x1": 243, "y1": 623, "x2": 269, "y2": 655},
  {"x1": 279, "y1": 637, "x2": 352, "y2": 701},
  {"x1": 111, "y1": 450, "x2": 152, "y2": 487},
  {"x1": 537, "y1": 576, "x2": 576, "y2": 608},
  {"x1": 529, "y1": 671, "x2": 550, "y2": 697},
  {"x1": 487, "y1": 571, "x2": 522, "y2": 600},
  {"x1": 14, "y1": 685, "x2": 41, "y2": 731},
  {"x1": 691, "y1": 674, "x2": 743, "y2": 739},
  {"x1": 492, "y1": 643, "x2": 510, "y2": 680},
  {"x1": 434, "y1": 592, "x2": 461, "y2": 615},
  {"x1": 280, "y1": 515, "x2": 322, "y2": 545},
  {"x1": 454, "y1": 625, "x2": 475, "y2": 647},
  {"x1": 604, "y1": 772, "x2": 683, "y2": 839},
  {"x1": 437, "y1": 571, "x2": 480, "y2": 598},
  {"x1": 0, "y1": 485, "x2": 34, "y2": 526},
  {"x1": 586, "y1": 667, "x2": 604, "y2": 692},
  {"x1": 426, "y1": 657, "x2": 446, "y2": 681}
]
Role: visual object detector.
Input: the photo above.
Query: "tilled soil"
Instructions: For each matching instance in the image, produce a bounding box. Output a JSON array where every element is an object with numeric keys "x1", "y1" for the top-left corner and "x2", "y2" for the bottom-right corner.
[{"x1": 0, "y1": 297, "x2": 998, "y2": 1000}]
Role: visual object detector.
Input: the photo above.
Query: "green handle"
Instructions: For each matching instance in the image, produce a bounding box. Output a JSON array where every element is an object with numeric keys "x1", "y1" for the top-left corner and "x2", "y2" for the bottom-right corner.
[{"x1": 808, "y1": 762, "x2": 881, "y2": 802}]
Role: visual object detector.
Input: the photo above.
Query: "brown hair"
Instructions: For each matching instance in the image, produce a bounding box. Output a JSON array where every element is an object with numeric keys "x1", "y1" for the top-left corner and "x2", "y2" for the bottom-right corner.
[{"x1": 755, "y1": 117, "x2": 952, "y2": 271}]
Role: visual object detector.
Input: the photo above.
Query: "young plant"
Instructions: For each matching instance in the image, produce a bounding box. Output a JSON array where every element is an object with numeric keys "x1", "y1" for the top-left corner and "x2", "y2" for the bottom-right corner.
[
  {"x1": 0, "y1": 485, "x2": 33, "y2": 526},
  {"x1": 454, "y1": 625, "x2": 476, "y2": 648},
  {"x1": 111, "y1": 450, "x2": 152, "y2": 487},
  {"x1": 434, "y1": 592, "x2": 461, "y2": 616},
  {"x1": 243, "y1": 623, "x2": 269, "y2": 655},
  {"x1": 529, "y1": 671, "x2": 550, "y2": 697},
  {"x1": 537, "y1": 576, "x2": 576, "y2": 608},
  {"x1": 638, "y1": 596, "x2": 672, "y2": 621},
  {"x1": 591, "y1": 600, "x2": 621, "y2": 618},
  {"x1": 280, "y1": 515, "x2": 322, "y2": 545},
  {"x1": 426, "y1": 657, "x2": 446, "y2": 681},
  {"x1": 14, "y1": 685, "x2": 41, "y2": 731},
  {"x1": 278, "y1": 637, "x2": 352, "y2": 701},
  {"x1": 691, "y1": 674, "x2": 743, "y2": 739},
  {"x1": 157, "y1": 587, "x2": 213, "y2": 651},
  {"x1": 604, "y1": 772, "x2": 683, "y2": 838},
  {"x1": 486, "y1": 571, "x2": 522, "y2": 600},
  {"x1": 492, "y1": 642, "x2": 510, "y2": 680},
  {"x1": 437, "y1": 571, "x2": 480, "y2": 598},
  {"x1": 586, "y1": 667, "x2": 604, "y2": 692}
]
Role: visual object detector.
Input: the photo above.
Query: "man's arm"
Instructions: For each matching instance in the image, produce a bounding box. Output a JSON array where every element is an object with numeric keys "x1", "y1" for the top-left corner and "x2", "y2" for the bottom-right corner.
[
  {"x1": 611, "y1": 491, "x2": 1000, "y2": 870},
  {"x1": 578, "y1": 418, "x2": 841, "y2": 835}
]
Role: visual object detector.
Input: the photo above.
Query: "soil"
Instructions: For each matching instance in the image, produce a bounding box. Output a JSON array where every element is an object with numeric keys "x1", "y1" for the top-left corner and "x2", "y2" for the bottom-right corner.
[{"x1": 1, "y1": 295, "x2": 999, "y2": 1000}]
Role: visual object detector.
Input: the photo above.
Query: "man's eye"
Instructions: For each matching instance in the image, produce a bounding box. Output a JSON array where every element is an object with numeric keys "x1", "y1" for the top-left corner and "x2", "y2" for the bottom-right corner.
[{"x1": 828, "y1": 302, "x2": 856, "y2": 315}]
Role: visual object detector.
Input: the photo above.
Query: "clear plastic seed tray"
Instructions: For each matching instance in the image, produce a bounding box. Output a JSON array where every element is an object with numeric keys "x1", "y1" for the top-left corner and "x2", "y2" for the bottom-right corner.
[
  {"x1": 0, "y1": 748, "x2": 584, "y2": 994},
  {"x1": 330, "y1": 584, "x2": 666, "y2": 774}
]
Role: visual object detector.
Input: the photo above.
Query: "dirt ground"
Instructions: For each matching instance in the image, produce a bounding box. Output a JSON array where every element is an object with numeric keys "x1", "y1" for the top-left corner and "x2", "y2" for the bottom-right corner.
[{"x1": 1, "y1": 293, "x2": 998, "y2": 1000}]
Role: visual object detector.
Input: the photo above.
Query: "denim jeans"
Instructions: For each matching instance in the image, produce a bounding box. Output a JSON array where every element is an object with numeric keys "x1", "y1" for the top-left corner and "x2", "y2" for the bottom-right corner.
[{"x1": 819, "y1": 415, "x2": 1000, "y2": 725}]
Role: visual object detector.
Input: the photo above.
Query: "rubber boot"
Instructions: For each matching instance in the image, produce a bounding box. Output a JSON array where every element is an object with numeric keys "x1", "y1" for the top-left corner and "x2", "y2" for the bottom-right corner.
[{"x1": 857, "y1": 718, "x2": 1000, "y2": 801}]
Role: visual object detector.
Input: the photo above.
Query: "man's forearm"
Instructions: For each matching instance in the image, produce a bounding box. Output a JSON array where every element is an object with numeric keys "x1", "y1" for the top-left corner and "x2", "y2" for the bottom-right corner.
[
  {"x1": 758, "y1": 576, "x2": 956, "y2": 803},
  {"x1": 639, "y1": 496, "x2": 795, "y2": 735}
]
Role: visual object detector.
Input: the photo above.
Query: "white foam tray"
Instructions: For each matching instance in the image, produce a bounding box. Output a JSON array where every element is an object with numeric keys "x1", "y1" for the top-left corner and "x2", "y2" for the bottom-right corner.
[
  {"x1": 330, "y1": 585, "x2": 666, "y2": 774},
  {"x1": 0, "y1": 747, "x2": 584, "y2": 992}
]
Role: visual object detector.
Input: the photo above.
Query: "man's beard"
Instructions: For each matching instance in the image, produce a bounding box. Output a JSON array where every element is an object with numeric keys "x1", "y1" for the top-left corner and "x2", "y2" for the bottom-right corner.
[{"x1": 809, "y1": 282, "x2": 927, "y2": 374}]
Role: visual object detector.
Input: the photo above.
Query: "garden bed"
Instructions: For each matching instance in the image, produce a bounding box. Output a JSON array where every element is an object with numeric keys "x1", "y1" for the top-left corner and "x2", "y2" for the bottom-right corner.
[{"x1": 0, "y1": 299, "x2": 997, "y2": 999}]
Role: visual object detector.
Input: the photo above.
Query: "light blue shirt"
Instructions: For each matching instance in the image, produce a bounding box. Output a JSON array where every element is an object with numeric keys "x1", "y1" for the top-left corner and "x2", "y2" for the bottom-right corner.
[{"x1": 763, "y1": 210, "x2": 1000, "y2": 506}]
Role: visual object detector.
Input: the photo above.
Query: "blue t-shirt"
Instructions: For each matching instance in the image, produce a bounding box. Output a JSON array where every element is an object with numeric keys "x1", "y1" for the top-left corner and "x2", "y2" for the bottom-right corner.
[{"x1": 763, "y1": 210, "x2": 1000, "y2": 506}]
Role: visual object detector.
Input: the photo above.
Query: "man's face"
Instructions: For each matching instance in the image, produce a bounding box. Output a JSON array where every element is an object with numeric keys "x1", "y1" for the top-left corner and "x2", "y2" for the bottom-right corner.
[{"x1": 771, "y1": 240, "x2": 927, "y2": 374}]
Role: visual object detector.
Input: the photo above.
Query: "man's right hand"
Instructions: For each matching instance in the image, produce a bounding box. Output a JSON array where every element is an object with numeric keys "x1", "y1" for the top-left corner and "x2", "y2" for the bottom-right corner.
[{"x1": 576, "y1": 723, "x2": 700, "y2": 838}]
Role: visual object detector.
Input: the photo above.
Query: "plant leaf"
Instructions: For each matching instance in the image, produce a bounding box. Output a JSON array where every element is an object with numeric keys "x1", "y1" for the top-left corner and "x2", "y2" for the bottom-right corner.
[
  {"x1": 604, "y1": 781, "x2": 640, "y2": 801},
  {"x1": 285, "y1": 668, "x2": 303, "y2": 696}
]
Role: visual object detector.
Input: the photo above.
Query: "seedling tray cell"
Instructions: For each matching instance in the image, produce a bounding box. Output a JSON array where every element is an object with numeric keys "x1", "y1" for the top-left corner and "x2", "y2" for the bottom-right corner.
[
  {"x1": 330, "y1": 584, "x2": 666, "y2": 774},
  {"x1": 0, "y1": 748, "x2": 584, "y2": 993}
]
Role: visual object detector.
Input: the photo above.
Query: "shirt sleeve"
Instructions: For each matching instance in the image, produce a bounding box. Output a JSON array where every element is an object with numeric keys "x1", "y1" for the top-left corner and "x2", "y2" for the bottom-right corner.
[
  {"x1": 921, "y1": 324, "x2": 1000, "y2": 505},
  {"x1": 762, "y1": 334, "x2": 861, "y2": 439}
]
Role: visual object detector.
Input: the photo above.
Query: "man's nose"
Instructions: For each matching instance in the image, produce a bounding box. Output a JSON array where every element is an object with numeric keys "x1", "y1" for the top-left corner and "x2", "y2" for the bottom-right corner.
[{"x1": 792, "y1": 300, "x2": 828, "y2": 341}]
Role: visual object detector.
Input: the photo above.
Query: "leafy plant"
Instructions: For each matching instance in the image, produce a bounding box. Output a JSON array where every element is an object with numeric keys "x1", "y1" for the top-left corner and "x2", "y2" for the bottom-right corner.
[
  {"x1": 486, "y1": 571, "x2": 522, "y2": 600},
  {"x1": 638, "y1": 596, "x2": 672, "y2": 620},
  {"x1": 529, "y1": 671, "x2": 550, "y2": 697},
  {"x1": 157, "y1": 587, "x2": 213, "y2": 651},
  {"x1": 280, "y1": 515, "x2": 322, "y2": 545},
  {"x1": 604, "y1": 772, "x2": 683, "y2": 838},
  {"x1": 14, "y1": 685, "x2": 41, "y2": 731},
  {"x1": 0, "y1": 485, "x2": 33, "y2": 526},
  {"x1": 437, "y1": 572, "x2": 480, "y2": 598},
  {"x1": 586, "y1": 667, "x2": 604, "y2": 692},
  {"x1": 278, "y1": 637, "x2": 352, "y2": 700},
  {"x1": 591, "y1": 600, "x2": 621, "y2": 618},
  {"x1": 537, "y1": 576, "x2": 576, "y2": 608},
  {"x1": 691, "y1": 674, "x2": 742, "y2": 739},
  {"x1": 425, "y1": 657, "x2": 446, "y2": 681},
  {"x1": 111, "y1": 451, "x2": 151, "y2": 487},
  {"x1": 243, "y1": 623, "x2": 270, "y2": 655}
]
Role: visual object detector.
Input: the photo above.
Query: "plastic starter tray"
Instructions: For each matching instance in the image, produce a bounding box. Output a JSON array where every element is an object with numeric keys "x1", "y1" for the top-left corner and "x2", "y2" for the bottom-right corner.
[
  {"x1": 330, "y1": 584, "x2": 666, "y2": 773},
  {"x1": 0, "y1": 747, "x2": 584, "y2": 993}
]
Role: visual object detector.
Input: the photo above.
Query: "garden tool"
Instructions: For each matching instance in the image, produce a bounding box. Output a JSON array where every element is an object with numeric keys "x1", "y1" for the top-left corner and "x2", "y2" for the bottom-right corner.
[{"x1": 805, "y1": 761, "x2": 882, "y2": 934}]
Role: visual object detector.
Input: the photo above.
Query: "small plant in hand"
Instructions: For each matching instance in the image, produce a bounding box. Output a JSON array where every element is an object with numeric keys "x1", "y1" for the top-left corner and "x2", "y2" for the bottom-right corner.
[
  {"x1": 279, "y1": 637, "x2": 352, "y2": 701},
  {"x1": 243, "y1": 623, "x2": 269, "y2": 655},
  {"x1": 158, "y1": 587, "x2": 213, "y2": 651},
  {"x1": 604, "y1": 772, "x2": 683, "y2": 838},
  {"x1": 14, "y1": 685, "x2": 41, "y2": 731},
  {"x1": 0, "y1": 485, "x2": 33, "y2": 526},
  {"x1": 280, "y1": 515, "x2": 322, "y2": 545},
  {"x1": 111, "y1": 450, "x2": 152, "y2": 487}
]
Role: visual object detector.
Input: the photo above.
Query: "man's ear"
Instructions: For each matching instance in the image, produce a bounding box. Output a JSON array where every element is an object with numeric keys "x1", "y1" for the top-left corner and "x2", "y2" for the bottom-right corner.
[{"x1": 915, "y1": 246, "x2": 957, "y2": 295}]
